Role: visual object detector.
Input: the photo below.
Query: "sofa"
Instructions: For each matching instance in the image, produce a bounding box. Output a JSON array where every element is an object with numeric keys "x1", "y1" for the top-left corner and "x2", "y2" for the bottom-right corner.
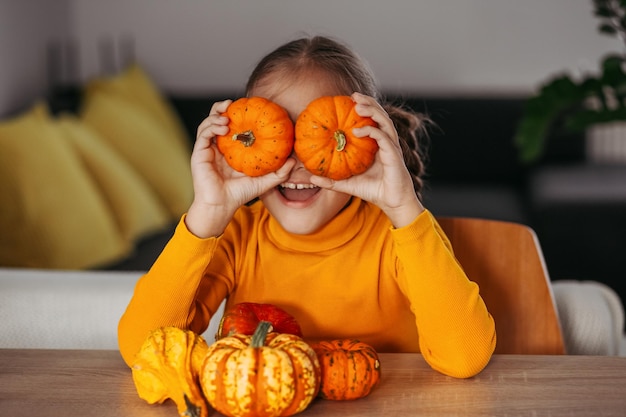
[
  {"x1": 1, "y1": 267, "x2": 623, "y2": 356},
  {"x1": 0, "y1": 267, "x2": 224, "y2": 349}
]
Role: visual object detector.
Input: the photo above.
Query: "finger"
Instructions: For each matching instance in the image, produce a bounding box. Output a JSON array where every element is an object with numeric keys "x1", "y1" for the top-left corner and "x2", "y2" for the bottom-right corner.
[
  {"x1": 353, "y1": 124, "x2": 400, "y2": 157},
  {"x1": 351, "y1": 92, "x2": 377, "y2": 106},
  {"x1": 194, "y1": 123, "x2": 229, "y2": 154},
  {"x1": 196, "y1": 99, "x2": 233, "y2": 134},
  {"x1": 261, "y1": 158, "x2": 297, "y2": 185},
  {"x1": 309, "y1": 174, "x2": 336, "y2": 190},
  {"x1": 197, "y1": 112, "x2": 229, "y2": 129},
  {"x1": 210, "y1": 99, "x2": 233, "y2": 115},
  {"x1": 273, "y1": 157, "x2": 296, "y2": 176},
  {"x1": 351, "y1": 93, "x2": 398, "y2": 140},
  {"x1": 353, "y1": 99, "x2": 392, "y2": 129},
  {"x1": 309, "y1": 175, "x2": 361, "y2": 199},
  {"x1": 351, "y1": 92, "x2": 385, "y2": 116}
]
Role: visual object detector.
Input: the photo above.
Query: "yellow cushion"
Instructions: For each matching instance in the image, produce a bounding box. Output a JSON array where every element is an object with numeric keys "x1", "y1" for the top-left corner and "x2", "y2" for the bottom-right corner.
[
  {"x1": 86, "y1": 63, "x2": 191, "y2": 154},
  {"x1": 80, "y1": 89, "x2": 193, "y2": 219},
  {"x1": 55, "y1": 114, "x2": 171, "y2": 242},
  {"x1": 0, "y1": 103, "x2": 130, "y2": 269}
]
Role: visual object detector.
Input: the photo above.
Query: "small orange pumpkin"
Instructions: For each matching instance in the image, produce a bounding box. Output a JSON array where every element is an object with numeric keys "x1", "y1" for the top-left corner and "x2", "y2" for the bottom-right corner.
[
  {"x1": 217, "y1": 96, "x2": 294, "y2": 177},
  {"x1": 131, "y1": 327, "x2": 209, "y2": 417},
  {"x1": 309, "y1": 339, "x2": 381, "y2": 401},
  {"x1": 294, "y1": 96, "x2": 378, "y2": 180},
  {"x1": 200, "y1": 321, "x2": 321, "y2": 417}
]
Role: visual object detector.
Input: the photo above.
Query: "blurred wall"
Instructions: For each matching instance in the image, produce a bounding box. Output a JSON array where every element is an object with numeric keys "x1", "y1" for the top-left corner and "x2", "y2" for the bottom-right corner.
[
  {"x1": 0, "y1": 0, "x2": 71, "y2": 116},
  {"x1": 0, "y1": 0, "x2": 620, "y2": 116},
  {"x1": 70, "y1": 0, "x2": 618, "y2": 95}
]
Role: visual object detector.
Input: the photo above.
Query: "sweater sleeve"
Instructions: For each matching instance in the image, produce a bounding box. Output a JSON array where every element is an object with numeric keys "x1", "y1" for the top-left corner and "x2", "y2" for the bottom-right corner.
[
  {"x1": 391, "y1": 210, "x2": 496, "y2": 378},
  {"x1": 117, "y1": 215, "x2": 228, "y2": 366}
]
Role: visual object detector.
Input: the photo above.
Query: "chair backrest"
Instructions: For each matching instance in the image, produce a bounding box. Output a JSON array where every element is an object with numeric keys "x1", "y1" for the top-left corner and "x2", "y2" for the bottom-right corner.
[{"x1": 436, "y1": 216, "x2": 566, "y2": 355}]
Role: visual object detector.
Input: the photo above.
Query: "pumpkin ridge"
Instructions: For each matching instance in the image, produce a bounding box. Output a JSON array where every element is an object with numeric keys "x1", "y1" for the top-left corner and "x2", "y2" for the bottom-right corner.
[
  {"x1": 261, "y1": 347, "x2": 293, "y2": 415},
  {"x1": 274, "y1": 336, "x2": 321, "y2": 415},
  {"x1": 344, "y1": 145, "x2": 373, "y2": 174},
  {"x1": 332, "y1": 96, "x2": 352, "y2": 128},
  {"x1": 345, "y1": 133, "x2": 379, "y2": 174}
]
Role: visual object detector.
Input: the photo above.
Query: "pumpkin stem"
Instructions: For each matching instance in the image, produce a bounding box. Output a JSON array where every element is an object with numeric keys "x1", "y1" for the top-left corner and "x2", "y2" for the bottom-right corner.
[
  {"x1": 233, "y1": 130, "x2": 255, "y2": 147},
  {"x1": 250, "y1": 321, "x2": 273, "y2": 348},
  {"x1": 182, "y1": 394, "x2": 202, "y2": 417},
  {"x1": 334, "y1": 130, "x2": 347, "y2": 151}
]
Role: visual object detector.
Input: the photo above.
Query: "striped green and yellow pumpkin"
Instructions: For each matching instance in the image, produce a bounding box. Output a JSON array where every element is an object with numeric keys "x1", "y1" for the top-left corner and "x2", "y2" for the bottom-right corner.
[{"x1": 200, "y1": 321, "x2": 320, "y2": 417}]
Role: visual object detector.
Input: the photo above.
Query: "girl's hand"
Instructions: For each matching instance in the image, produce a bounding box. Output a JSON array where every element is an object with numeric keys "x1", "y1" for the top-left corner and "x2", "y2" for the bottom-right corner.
[
  {"x1": 186, "y1": 100, "x2": 295, "y2": 238},
  {"x1": 309, "y1": 92, "x2": 424, "y2": 228}
]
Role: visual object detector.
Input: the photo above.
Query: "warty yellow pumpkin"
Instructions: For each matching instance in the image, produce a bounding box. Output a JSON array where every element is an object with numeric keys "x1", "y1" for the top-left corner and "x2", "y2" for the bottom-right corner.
[{"x1": 131, "y1": 326, "x2": 209, "y2": 417}]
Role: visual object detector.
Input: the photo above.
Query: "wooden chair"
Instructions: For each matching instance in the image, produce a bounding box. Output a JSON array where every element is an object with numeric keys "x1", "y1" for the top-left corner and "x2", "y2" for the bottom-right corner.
[{"x1": 436, "y1": 216, "x2": 566, "y2": 355}]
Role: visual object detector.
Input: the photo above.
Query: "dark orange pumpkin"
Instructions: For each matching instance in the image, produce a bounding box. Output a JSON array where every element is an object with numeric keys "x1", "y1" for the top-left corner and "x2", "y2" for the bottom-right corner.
[
  {"x1": 217, "y1": 97, "x2": 294, "y2": 177},
  {"x1": 309, "y1": 339, "x2": 381, "y2": 401},
  {"x1": 216, "y1": 302, "x2": 303, "y2": 339},
  {"x1": 294, "y1": 96, "x2": 378, "y2": 180}
]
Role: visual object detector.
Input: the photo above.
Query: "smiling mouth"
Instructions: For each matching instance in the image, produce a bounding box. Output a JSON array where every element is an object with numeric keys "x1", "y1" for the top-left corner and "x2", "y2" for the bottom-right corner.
[{"x1": 279, "y1": 182, "x2": 320, "y2": 202}]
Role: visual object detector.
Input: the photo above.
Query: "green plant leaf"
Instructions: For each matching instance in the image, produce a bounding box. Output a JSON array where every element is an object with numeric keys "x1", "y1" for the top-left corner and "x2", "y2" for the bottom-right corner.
[
  {"x1": 595, "y1": 7, "x2": 616, "y2": 18},
  {"x1": 599, "y1": 24, "x2": 618, "y2": 35},
  {"x1": 515, "y1": 0, "x2": 626, "y2": 162},
  {"x1": 565, "y1": 107, "x2": 626, "y2": 130}
]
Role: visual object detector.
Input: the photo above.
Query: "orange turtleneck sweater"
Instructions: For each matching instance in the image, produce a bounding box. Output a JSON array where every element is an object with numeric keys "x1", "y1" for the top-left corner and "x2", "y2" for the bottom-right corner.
[{"x1": 118, "y1": 198, "x2": 496, "y2": 378}]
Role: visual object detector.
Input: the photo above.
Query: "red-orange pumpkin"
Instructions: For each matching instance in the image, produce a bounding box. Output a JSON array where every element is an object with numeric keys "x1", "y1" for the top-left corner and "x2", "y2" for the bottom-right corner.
[
  {"x1": 216, "y1": 302, "x2": 303, "y2": 339},
  {"x1": 217, "y1": 97, "x2": 294, "y2": 177},
  {"x1": 309, "y1": 339, "x2": 381, "y2": 400},
  {"x1": 294, "y1": 96, "x2": 378, "y2": 180}
]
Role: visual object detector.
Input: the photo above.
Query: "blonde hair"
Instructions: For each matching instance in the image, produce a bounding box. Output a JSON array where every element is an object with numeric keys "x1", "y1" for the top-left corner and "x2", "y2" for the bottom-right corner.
[{"x1": 246, "y1": 36, "x2": 430, "y2": 198}]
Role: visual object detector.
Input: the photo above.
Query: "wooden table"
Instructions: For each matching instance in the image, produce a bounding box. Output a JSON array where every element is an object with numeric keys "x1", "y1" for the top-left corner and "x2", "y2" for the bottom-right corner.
[{"x1": 1, "y1": 349, "x2": 625, "y2": 416}]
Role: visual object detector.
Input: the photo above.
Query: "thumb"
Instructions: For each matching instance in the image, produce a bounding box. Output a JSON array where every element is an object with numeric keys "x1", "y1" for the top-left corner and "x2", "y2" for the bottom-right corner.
[
  {"x1": 257, "y1": 158, "x2": 297, "y2": 189},
  {"x1": 310, "y1": 175, "x2": 338, "y2": 190}
]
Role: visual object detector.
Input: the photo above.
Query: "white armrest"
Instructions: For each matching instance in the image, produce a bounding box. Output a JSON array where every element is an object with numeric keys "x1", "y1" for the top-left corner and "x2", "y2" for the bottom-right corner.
[
  {"x1": 0, "y1": 268, "x2": 141, "y2": 350},
  {"x1": 552, "y1": 280, "x2": 625, "y2": 355},
  {"x1": 0, "y1": 267, "x2": 226, "y2": 350}
]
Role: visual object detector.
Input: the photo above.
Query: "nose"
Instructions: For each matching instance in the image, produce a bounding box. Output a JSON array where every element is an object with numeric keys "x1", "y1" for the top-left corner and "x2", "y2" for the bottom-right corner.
[{"x1": 289, "y1": 149, "x2": 305, "y2": 169}]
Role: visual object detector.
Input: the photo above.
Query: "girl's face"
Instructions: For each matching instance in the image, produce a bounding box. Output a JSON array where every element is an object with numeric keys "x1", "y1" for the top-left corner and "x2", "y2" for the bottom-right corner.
[{"x1": 252, "y1": 74, "x2": 352, "y2": 235}]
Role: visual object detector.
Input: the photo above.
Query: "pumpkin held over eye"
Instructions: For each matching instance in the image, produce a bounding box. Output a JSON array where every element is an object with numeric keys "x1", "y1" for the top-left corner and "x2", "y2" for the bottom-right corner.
[
  {"x1": 309, "y1": 339, "x2": 381, "y2": 401},
  {"x1": 216, "y1": 302, "x2": 303, "y2": 339},
  {"x1": 294, "y1": 95, "x2": 378, "y2": 180},
  {"x1": 131, "y1": 327, "x2": 210, "y2": 417},
  {"x1": 216, "y1": 96, "x2": 294, "y2": 177},
  {"x1": 200, "y1": 321, "x2": 321, "y2": 417}
]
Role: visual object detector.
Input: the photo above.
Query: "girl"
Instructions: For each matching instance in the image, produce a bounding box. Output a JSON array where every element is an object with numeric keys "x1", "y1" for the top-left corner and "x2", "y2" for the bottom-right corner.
[{"x1": 118, "y1": 36, "x2": 496, "y2": 378}]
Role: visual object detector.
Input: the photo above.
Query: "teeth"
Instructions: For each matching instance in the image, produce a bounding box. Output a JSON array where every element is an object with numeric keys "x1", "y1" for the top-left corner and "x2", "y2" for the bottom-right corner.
[{"x1": 280, "y1": 182, "x2": 318, "y2": 190}]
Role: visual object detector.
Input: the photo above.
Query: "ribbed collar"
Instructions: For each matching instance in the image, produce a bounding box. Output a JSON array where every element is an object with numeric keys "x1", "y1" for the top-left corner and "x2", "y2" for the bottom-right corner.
[{"x1": 263, "y1": 197, "x2": 369, "y2": 252}]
